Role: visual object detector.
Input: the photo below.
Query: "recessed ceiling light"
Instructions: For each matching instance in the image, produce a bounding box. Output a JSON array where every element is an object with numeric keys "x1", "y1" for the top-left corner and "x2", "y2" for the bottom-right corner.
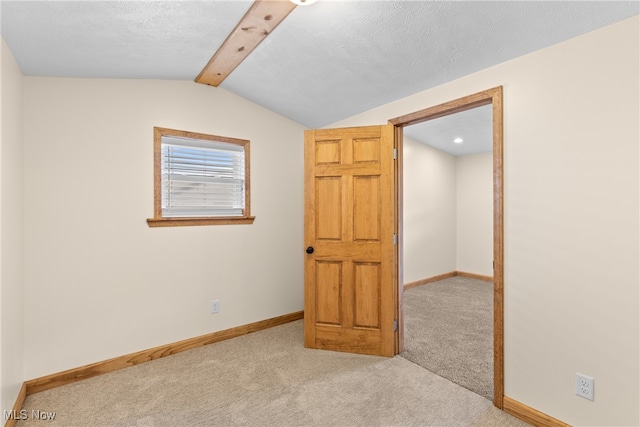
[
  {"x1": 290, "y1": 0, "x2": 318, "y2": 5},
  {"x1": 453, "y1": 137, "x2": 464, "y2": 144}
]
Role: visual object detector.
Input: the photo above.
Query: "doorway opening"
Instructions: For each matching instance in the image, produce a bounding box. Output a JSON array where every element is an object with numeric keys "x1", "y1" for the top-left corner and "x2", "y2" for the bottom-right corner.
[{"x1": 390, "y1": 87, "x2": 504, "y2": 408}]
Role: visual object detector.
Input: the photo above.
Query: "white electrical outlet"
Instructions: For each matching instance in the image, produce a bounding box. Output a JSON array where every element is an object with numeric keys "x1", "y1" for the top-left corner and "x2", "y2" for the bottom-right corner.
[
  {"x1": 211, "y1": 299, "x2": 220, "y2": 314},
  {"x1": 576, "y1": 373, "x2": 594, "y2": 400}
]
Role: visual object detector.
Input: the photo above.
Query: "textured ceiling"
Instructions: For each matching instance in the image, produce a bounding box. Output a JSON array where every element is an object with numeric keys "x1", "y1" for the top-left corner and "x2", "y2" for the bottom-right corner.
[
  {"x1": 1, "y1": 1, "x2": 638, "y2": 154},
  {"x1": 0, "y1": 1, "x2": 252, "y2": 79},
  {"x1": 227, "y1": 0, "x2": 639, "y2": 129}
]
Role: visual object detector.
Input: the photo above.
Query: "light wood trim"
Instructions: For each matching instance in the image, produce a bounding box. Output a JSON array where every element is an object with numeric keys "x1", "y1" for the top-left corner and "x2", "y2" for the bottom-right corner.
[
  {"x1": 389, "y1": 91, "x2": 493, "y2": 127},
  {"x1": 456, "y1": 271, "x2": 493, "y2": 282},
  {"x1": 503, "y1": 397, "x2": 571, "y2": 427},
  {"x1": 195, "y1": 0, "x2": 297, "y2": 86},
  {"x1": 147, "y1": 217, "x2": 256, "y2": 227},
  {"x1": 4, "y1": 383, "x2": 27, "y2": 427},
  {"x1": 491, "y1": 86, "x2": 505, "y2": 408},
  {"x1": 149, "y1": 127, "x2": 253, "y2": 227},
  {"x1": 153, "y1": 127, "x2": 162, "y2": 218},
  {"x1": 404, "y1": 271, "x2": 494, "y2": 290},
  {"x1": 404, "y1": 271, "x2": 457, "y2": 290},
  {"x1": 394, "y1": 125, "x2": 404, "y2": 354},
  {"x1": 390, "y1": 86, "x2": 504, "y2": 408},
  {"x1": 24, "y1": 311, "x2": 303, "y2": 395}
]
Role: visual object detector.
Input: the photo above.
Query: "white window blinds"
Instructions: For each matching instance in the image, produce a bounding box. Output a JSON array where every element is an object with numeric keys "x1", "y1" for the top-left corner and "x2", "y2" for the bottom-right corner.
[{"x1": 161, "y1": 136, "x2": 245, "y2": 218}]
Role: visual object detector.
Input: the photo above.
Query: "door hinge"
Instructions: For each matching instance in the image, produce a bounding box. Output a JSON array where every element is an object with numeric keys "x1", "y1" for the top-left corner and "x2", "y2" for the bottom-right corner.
[
  {"x1": 393, "y1": 148, "x2": 398, "y2": 160},
  {"x1": 393, "y1": 233, "x2": 397, "y2": 245},
  {"x1": 393, "y1": 319, "x2": 398, "y2": 332}
]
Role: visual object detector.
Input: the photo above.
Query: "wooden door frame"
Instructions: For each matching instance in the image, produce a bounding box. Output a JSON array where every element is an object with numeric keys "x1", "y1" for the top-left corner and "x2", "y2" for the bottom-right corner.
[{"x1": 388, "y1": 86, "x2": 504, "y2": 408}]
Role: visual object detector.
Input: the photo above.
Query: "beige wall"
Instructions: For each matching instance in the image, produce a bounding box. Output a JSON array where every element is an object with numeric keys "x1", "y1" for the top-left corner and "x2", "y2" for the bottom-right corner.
[
  {"x1": 22, "y1": 78, "x2": 306, "y2": 379},
  {"x1": 456, "y1": 152, "x2": 493, "y2": 276},
  {"x1": 1, "y1": 39, "x2": 25, "y2": 415},
  {"x1": 403, "y1": 138, "x2": 493, "y2": 282},
  {"x1": 402, "y1": 136, "x2": 456, "y2": 283},
  {"x1": 330, "y1": 16, "x2": 639, "y2": 426}
]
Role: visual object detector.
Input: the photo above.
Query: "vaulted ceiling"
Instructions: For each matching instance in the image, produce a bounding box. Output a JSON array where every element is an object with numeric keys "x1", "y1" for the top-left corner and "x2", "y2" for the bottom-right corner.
[{"x1": 2, "y1": 1, "x2": 638, "y2": 154}]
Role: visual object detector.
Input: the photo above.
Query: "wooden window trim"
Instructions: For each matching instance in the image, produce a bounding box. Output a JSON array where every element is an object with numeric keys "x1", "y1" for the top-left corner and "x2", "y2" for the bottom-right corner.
[
  {"x1": 146, "y1": 217, "x2": 255, "y2": 227},
  {"x1": 147, "y1": 127, "x2": 255, "y2": 227}
]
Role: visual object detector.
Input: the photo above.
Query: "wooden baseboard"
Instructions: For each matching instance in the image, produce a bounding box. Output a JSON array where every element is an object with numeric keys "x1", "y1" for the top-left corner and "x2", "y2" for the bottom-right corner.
[
  {"x1": 404, "y1": 271, "x2": 457, "y2": 289},
  {"x1": 4, "y1": 383, "x2": 27, "y2": 427},
  {"x1": 456, "y1": 271, "x2": 493, "y2": 282},
  {"x1": 404, "y1": 271, "x2": 493, "y2": 290},
  {"x1": 503, "y1": 396, "x2": 570, "y2": 427},
  {"x1": 24, "y1": 311, "x2": 304, "y2": 395},
  {"x1": 9, "y1": 313, "x2": 565, "y2": 427}
]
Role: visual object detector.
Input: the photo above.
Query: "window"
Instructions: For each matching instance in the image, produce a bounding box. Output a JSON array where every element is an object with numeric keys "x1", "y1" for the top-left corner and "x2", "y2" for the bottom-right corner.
[{"x1": 147, "y1": 127, "x2": 255, "y2": 227}]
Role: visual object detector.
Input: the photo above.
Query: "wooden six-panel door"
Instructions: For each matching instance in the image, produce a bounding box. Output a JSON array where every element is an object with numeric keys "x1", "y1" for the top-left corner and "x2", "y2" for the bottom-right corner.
[{"x1": 304, "y1": 125, "x2": 395, "y2": 357}]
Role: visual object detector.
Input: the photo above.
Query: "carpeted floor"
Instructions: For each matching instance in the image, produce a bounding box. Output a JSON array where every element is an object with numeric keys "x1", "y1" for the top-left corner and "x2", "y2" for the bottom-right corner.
[
  {"x1": 401, "y1": 276, "x2": 494, "y2": 401},
  {"x1": 16, "y1": 320, "x2": 527, "y2": 427}
]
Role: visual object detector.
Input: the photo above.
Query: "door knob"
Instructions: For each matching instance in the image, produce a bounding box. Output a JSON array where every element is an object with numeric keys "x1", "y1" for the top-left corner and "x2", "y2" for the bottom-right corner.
[{"x1": 306, "y1": 246, "x2": 314, "y2": 254}]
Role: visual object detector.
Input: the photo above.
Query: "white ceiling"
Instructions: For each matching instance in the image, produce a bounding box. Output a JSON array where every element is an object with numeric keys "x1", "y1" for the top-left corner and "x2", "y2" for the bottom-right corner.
[
  {"x1": 1, "y1": 1, "x2": 638, "y2": 154},
  {"x1": 404, "y1": 104, "x2": 493, "y2": 156}
]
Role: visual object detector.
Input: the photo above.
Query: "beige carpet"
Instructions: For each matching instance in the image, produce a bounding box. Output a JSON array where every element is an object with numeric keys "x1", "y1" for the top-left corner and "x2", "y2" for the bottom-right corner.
[
  {"x1": 17, "y1": 320, "x2": 527, "y2": 427},
  {"x1": 401, "y1": 276, "x2": 494, "y2": 401}
]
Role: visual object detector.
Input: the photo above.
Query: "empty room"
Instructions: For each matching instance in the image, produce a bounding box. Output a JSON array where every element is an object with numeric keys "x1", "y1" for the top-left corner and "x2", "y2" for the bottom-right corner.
[{"x1": 1, "y1": 1, "x2": 638, "y2": 426}]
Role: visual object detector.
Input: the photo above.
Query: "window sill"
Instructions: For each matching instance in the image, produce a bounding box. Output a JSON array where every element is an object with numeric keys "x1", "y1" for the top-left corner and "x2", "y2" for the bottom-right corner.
[{"x1": 147, "y1": 216, "x2": 256, "y2": 227}]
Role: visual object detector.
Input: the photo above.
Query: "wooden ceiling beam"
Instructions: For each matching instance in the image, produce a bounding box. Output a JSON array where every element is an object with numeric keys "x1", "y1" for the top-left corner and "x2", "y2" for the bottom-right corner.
[{"x1": 195, "y1": 0, "x2": 297, "y2": 87}]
